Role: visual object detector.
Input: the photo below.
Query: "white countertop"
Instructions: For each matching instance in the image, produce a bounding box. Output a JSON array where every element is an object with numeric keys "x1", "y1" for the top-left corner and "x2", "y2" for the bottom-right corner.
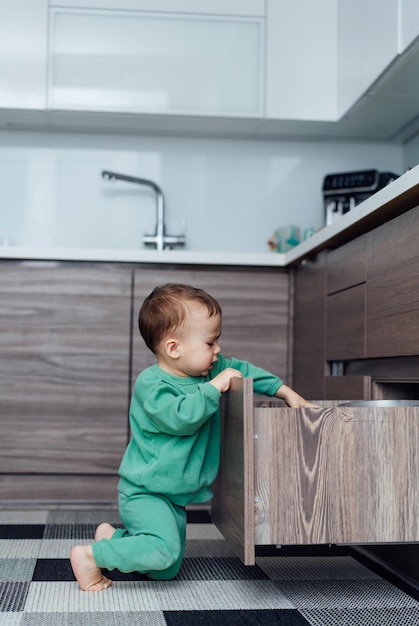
[
  {"x1": 1, "y1": 165, "x2": 418, "y2": 268},
  {"x1": 0, "y1": 246, "x2": 287, "y2": 267}
]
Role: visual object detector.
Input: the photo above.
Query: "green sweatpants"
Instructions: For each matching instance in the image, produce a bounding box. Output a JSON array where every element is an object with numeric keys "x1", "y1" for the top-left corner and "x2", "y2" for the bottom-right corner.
[{"x1": 92, "y1": 492, "x2": 187, "y2": 580}]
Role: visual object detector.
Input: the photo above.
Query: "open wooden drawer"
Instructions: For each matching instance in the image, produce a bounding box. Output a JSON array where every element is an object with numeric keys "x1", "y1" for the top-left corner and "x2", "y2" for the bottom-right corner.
[{"x1": 211, "y1": 378, "x2": 419, "y2": 565}]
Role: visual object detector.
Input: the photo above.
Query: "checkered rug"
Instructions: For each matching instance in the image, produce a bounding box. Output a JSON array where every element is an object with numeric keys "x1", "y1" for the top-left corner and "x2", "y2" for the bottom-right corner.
[{"x1": 1, "y1": 508, "x2": 419, "y2": 625}]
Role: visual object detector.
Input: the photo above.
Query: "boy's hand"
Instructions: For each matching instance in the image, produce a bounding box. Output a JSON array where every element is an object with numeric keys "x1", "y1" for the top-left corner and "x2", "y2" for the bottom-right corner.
[
  {"x1": 209, "y1": 368, "x2": 243, "y2": 393},
  {"x1": 275, "y1": 384, "x2": 320, "y2": 408}
]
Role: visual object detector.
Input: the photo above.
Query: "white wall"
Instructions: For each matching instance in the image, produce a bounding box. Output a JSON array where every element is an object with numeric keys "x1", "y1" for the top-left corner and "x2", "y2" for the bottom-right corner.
[{"x1": 0, "y1": 130, "x2": 404, "y2": 252}]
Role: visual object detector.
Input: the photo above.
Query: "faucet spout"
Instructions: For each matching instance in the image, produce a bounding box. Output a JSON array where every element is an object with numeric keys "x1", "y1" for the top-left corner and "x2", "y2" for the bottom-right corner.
[{"x1": 101, "y1": 170, "x2": 185, "y2": 251}]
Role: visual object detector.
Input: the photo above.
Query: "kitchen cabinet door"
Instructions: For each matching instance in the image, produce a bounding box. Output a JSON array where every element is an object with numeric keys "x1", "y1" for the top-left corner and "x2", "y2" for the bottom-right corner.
[
  {"x1": 48, "y1": 7, "x2": 264, "y2": 117},
  {"x1": 337, "y1": 0, "x2": 399, "y2": 115},
  {"x1": 265, "y1": 0, "x2": 338, "y2": 121},
  {"x1": 131, "y1": 266, "x2": 290, "y2": 388},
  {"x1": 0, "y1": 263, "x2": 131, "y2": 502},
  {"x1": 399, "y1": 0, "x2": 419, "y2": 52},
  {"x1": 50, "y1": 0, "x2": 265, "y2": 16},
  {"x1": 326, "y1": 284, "x2": 366, "y2": 361},
  {"x1": 291, "y1": 252, "x2": 327, "y2": 400},
  {"x1": 325, "y1": 375, "x2": 371, "y2": 401},
  {"x1": 326, "y1": 234, "x2": 367, "y2": 294},
  {"x1": 0, "y1": 0, "x2": 47, "y2": 109},
  {"x1": 366, "y1": 206, "x2": 419, "y2": 357}
]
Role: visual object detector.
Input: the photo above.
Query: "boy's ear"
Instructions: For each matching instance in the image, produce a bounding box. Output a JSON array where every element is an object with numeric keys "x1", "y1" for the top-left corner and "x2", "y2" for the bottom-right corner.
[{"x1": 165, "y1": 338, "x2": 180, "y2": 359}]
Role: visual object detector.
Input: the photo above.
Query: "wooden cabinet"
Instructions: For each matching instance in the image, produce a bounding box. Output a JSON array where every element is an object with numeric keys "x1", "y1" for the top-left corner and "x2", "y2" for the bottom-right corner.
[
  {"x1": 0, "y1": 263, "x2": 131, "y2": 502},
  {"x1": 366, "y1": 206, "x2": 419, "y2": 357},
  {"x1": 132, "y1": 266, "x2": 290, "y2": 386},
  {"x1": 325, "y1": 209, "x2": 419, "y2": 361},
  {"x1": 0, "y1": 261, "x2": 290, "y2": 502},
  {"x1": 291, "y1": 252, "x2": 326, "y2": 400},
  {"x1": 326, "y1": 234, "x2": 367, "y2": 361},
  {"x1": 292, "y1": 205, "x2": 419, "y2": 401}
]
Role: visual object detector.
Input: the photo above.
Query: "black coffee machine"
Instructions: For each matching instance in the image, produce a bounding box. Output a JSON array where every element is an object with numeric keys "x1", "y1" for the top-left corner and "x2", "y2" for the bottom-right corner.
[{"x1": 323, "y1": 169, "x2": 398, "y2": 226}]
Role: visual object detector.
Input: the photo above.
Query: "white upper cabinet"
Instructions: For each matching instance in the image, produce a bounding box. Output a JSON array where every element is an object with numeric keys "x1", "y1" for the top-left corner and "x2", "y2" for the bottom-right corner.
[
  {"x1": 399, "y1": 0, "x2": 419, "y2": 52},
  {"x1": 49, "y1": 0, "x2": 264, "y2": 16},
  {"x1": 0, "y1": 0, "x2": 48, "y2": 109},
  {"x1": 0, "y1": 0, "x2": 417, "y2": 132},
  {"x1": 266, "y1": 0, "x2": 419, "y2": 124},
  {"x1": 47, "y1": 2, "x2": 265, "y2": 117},
  {"x1": 265, "y1": 0, "x2": 338, "y2": 121},
  {"x1": 337, "y1": 0, "x2": 400, "y2": 116}
]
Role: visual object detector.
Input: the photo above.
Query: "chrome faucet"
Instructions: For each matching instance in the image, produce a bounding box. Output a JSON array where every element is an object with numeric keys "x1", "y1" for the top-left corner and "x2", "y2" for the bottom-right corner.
[{"x1": 101, "y1": 170, "x2": 186, "y2": 251}]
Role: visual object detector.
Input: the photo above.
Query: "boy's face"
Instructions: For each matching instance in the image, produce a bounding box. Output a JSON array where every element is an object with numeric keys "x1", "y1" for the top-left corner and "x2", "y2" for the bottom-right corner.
[{"x1": 159, "y1": 304, "x2": 222, "y2": 377}]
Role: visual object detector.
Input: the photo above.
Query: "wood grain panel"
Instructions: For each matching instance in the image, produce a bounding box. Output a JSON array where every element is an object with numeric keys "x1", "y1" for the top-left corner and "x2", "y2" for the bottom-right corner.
[
  {"x1": 366, "y1": 205, "x2": 419, "y2": 357},
  {"x1": 0, "y1": 263, "x2": 131, "y2": 490},
  {"x1": 325, "y1": 375, "x2": 371, "y2": 400},
  {"x1": 212, "y1": 377, "x2": 255, "y2": 565},
  {"x1": 254, "y1": 404, "x2": 419, "y2": 545},
  {"x1": 132, "y1": 267, "x2": 290, "y2": 384},
  {"x1": 291, "y1": 252, "x2": 326, "y2": 400},
  {"x1": 0, "y1": 474, "x2": 119, "y2": 503},
  {"x1": 326, "y1": 234, "x2": 367, "y2": 294},
  {"x1": 254, "y1": 406, "x2": 356, "y2": 545},
  {"x1": 326, "y1": 283, "x2": 366, "y2": 360}
]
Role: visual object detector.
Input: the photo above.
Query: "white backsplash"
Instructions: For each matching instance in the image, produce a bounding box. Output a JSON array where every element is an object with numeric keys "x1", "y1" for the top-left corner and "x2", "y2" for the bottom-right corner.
[{"x1": 0, "y1": 130, "x2": 405, "y2": 253}]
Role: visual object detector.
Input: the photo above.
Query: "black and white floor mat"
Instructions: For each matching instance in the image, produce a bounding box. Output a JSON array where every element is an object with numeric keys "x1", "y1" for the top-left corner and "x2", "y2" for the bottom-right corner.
[{"x1": 1, "y1": 508, "x2": 418, "y2": 625}]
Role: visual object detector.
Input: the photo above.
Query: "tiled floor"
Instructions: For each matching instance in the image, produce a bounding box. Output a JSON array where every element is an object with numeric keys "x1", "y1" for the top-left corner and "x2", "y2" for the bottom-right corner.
[{"x1": 0, "y1": 508, "x2": 418, "y2": 625}]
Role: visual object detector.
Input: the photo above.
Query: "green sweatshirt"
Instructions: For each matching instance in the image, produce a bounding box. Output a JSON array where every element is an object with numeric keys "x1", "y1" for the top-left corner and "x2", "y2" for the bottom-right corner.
[{"x1": 118, "y1": 354, "x2": 283, "y2": 506}]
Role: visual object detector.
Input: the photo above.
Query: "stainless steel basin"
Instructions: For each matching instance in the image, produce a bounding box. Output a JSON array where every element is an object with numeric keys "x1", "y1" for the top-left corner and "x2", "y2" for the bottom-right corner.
[{"x1": 339, "y1": 400, "x2": 419, "y2": 407}]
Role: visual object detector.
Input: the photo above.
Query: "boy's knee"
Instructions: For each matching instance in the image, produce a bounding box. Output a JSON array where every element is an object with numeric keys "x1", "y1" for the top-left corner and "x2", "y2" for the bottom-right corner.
[
  {"x1": 154, "y1": 532, "x2": 181, "y2": 561},
  {"x1": 148, "y1": 556, "x2": 182, "y2": 580},
  {"x1": 148, "y1": 536, "x2": 184, "y2": 580}
]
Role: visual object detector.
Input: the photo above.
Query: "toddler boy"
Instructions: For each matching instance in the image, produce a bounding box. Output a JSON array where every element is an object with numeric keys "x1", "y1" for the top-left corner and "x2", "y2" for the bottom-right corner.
[{"x1": 70, "y1": 283, "x2": 315, "y2": 591}]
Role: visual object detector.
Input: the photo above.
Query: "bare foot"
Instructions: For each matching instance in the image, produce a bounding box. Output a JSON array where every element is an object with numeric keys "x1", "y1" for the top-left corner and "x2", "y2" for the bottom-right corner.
[
  {"x1": 70, "y1": 545, "x2": 112, "y2": 591},
  {"x1": 95, "y1": 522, "x2": 116, "y2": 542}
]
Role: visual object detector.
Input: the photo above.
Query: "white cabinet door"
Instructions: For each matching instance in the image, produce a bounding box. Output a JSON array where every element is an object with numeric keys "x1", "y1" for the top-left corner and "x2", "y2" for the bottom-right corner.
[
  {"x1": 48, "y1": 8, "x2": 264, "y2": 117},
  {"x1": 49, "y1": 0, "x2": 265, "y2": 17},
  {"x1": 265, "y1": 0, "x2": 338, "y2": 121},
  {"x1": 0, "y1": 0, "x2": 48, "y2": 109},
  {"x1": 337, "y1": 0, "x2": 399, "y2": 116},
  {"x1": 399, "y1": 0, "x2": 419, "y2": 52}
]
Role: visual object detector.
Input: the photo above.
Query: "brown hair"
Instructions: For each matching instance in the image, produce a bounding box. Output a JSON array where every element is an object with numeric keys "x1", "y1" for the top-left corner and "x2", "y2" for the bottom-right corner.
[{"x1": 139, "y1": 283, "x2": 222, "y2": 353}]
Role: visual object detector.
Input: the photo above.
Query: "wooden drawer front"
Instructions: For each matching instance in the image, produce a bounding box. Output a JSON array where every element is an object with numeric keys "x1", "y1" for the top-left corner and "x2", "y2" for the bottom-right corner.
[
  {"x1": 326, "y1": 234, "x2": 367, "y2": 294},
  {"x1": 326, "y1": 283, "x2": 366, "y2": 360},
  {"x1": 366, "y1": 206, "x2": 419, "y2": 357},
  {"x1": 325, "y1": 375, "x2": 371, "y2": 400},
  {"x1": 213, "y1": 379, "x2": 419, "y2": 564},
  {"x1": 253, "y1": 404, "x2": 419, "y2": 546}
]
